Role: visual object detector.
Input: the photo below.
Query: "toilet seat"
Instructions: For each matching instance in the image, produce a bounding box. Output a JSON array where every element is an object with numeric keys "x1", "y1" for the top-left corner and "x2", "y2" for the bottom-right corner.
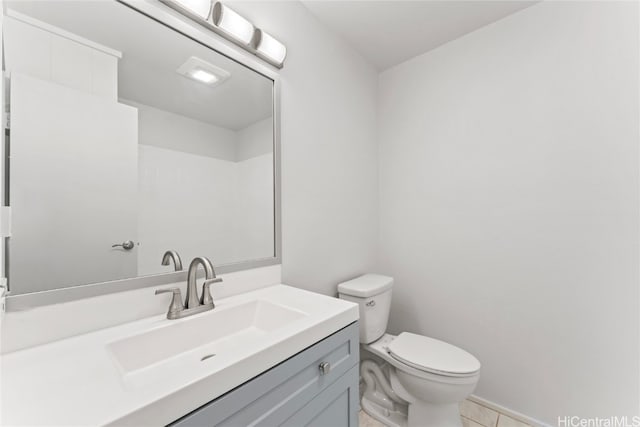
[{"x1": 387, "y1": 332, "x2": 481, "y2": 378}]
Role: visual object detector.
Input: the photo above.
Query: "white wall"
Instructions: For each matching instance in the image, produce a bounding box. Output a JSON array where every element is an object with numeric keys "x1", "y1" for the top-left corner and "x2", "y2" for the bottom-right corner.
[
  {"x1": 235, "y1": 119, "x2": 275, "y2": 261},
  {"x1": 137, "y1": 144, "x2": 238, "y2": 274},
  {"x1": 125, "y1": 100, "x2": 237, "y2": 162},
  {"x1": 234, "y1": 153, "x2": 274, "y2": 261},
  {"x1": 3, "y1": 14, "x2": 118, "y2": 100},
  {"x1": 378, "y1": 1, "x2": 639, "y2": 423},
  {"x1": 228, "y1": 1, "x2": 379, "y2": 296},
  {"x1": 135, "y1": 103, "x2": 276, "y2": 274},
  {"x1": 236, "y1": 118, "x2": 273, "y2": 162}
]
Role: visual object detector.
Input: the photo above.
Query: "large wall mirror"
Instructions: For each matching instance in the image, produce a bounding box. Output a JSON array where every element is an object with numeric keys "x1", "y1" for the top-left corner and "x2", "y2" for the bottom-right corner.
[{"x1": 3, "y1": 0, "x2": 280, "y2": 303}]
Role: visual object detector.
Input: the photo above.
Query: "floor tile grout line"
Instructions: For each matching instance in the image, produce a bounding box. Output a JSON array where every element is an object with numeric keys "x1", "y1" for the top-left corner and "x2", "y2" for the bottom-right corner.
[
  {"x1": 467, "y1": 397, "x2": 533, "y2": 427},
  {"x1": 360, "y1": 399, "x2": 531, "y2": 427}
]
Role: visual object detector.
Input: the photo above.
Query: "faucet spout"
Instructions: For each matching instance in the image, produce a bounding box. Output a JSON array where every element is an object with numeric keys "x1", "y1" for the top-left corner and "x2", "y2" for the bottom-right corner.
[
  {"x1": 161, "y1": 250, "x2": 183, "y2": 271},
  {"x1": 186, "y1": 257, "x2": 215, "y2": 309}
]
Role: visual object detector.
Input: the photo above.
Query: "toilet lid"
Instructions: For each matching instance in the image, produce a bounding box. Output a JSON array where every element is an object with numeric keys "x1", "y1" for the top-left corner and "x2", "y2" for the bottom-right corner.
[{"x1": 387, "y1": 333, "x2": 481, "y2": 377}]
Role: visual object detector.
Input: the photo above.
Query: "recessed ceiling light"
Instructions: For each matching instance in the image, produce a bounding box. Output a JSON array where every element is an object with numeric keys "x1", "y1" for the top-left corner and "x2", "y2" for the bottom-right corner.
[
  {"x1": 177, "y1": 56, "x2": 231, "y2": 87},
  {"x1": 191, "y1": 69, "x2": 218, "y2": 84}
]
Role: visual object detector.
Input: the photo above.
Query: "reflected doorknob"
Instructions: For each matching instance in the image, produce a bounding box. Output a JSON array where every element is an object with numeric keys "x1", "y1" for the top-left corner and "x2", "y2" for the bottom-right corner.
[{"x1": 112, "y1": 240, "x2": 135, "y2": 250}]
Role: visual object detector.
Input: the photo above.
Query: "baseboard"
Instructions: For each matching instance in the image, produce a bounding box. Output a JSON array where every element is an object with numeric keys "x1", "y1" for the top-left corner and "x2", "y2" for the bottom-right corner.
[{"x1": 468, "y1": 395, "x2": 552, "y2": 427}]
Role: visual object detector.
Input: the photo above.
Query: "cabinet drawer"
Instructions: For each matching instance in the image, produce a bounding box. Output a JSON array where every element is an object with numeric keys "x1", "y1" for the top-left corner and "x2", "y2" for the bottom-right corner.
[{"x1": 170, "y1": 322, "x2": 359, "y2": 427}]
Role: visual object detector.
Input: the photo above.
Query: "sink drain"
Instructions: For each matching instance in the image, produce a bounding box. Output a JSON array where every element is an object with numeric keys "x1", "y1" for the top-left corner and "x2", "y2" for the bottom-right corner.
[{"x1": 200, "y1": 354, "x2": 216, "y2": 362}]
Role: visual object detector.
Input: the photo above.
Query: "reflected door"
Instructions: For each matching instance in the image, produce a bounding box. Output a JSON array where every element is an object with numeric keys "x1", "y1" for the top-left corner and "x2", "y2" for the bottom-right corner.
[{"x1": 9, "y1": 72, "x2": 139, "y2": 293}]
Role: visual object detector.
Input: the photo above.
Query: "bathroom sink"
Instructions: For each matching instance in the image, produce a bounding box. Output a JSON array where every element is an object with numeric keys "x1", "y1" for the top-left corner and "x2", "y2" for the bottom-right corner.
[
  {"x1": 108, "y1": 300, "x2": 306, "y2": 375},
  {"x1": 2, "y1": 284, "x2": 358, "y2": 426}
]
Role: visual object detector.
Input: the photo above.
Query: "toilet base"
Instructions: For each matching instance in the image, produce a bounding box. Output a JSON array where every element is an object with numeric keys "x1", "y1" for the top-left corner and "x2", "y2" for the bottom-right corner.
[
  {"x1": 362, "y1": 394, "x2": 463, "y2": 427},
  {"x1": 360, "y1": 359, "x2": 463, "y2": 427},
  {"x1": 361, "y1": 394, "x2": 407, "y2": 427},
  {"x1": 361, "y1": 334, "x2": 478, "y2": 427}
]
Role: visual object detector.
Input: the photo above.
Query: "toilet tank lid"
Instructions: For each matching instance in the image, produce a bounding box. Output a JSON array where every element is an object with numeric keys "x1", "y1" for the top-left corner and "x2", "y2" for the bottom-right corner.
[{"x1": 338, "y1": 274, "x2": 393, "y2": 297}]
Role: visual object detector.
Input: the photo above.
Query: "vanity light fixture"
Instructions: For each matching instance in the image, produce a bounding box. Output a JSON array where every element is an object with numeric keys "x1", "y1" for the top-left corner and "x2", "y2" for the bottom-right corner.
[
  {"x1": 164, "y1": 0, "x2": 212, "y2": 20},
  {"x1": 177, "y1": 56, "x2": 231, "y2": 86},
  {"x1": 253, "y1": 29, "x2": 287, "y2": 68},
  {"x1": 161, "y1": 0, "x2": 288, "y2": 69},
  {"x1": 211, "y1": 2, "x2": 254, "y2": 46}
]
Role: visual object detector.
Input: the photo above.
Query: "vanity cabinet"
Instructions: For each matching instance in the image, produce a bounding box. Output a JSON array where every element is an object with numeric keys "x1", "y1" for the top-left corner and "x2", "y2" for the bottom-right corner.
[{"x1": 170, "y1": 322, "x2": 360, "y2": 427}]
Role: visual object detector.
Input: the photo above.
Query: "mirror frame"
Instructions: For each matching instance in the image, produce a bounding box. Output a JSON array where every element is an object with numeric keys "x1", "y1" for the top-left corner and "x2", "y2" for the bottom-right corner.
[{"x1": 4, "y1": 0, "x2": 282, "y2": 310}]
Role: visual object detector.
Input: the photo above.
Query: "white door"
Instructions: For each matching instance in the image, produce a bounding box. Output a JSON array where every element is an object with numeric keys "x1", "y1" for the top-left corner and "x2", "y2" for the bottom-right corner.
[{"x1": 9, "y1": 72, "x2": 138, "y2": 293}]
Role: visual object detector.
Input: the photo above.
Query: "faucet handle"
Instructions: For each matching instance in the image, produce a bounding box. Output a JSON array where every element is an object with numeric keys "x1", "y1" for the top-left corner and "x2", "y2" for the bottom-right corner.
[
  {"x1": 201, "y1": 278, "x2": 222, "y2": 306},
  {"x1": 155, "y1": 287, "x2": 184, "y2": 319}
]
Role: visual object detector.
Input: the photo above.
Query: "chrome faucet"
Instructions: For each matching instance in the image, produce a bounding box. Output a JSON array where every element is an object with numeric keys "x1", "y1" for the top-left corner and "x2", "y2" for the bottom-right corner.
[
  {"x1": 186, "y1": 257, "x2": 214, "y2": 308},
  {"x1": 155, "y1": 256, "x2": 223, "y2": 320},
  {"x1": 161, "y1": 250, "x2": 183, "y2": 271}
]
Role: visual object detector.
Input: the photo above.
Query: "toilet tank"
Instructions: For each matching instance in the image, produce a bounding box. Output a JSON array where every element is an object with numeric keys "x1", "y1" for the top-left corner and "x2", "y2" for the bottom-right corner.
[{"x1": 337, "y1": 274, "x2": 393, "y2": 344}]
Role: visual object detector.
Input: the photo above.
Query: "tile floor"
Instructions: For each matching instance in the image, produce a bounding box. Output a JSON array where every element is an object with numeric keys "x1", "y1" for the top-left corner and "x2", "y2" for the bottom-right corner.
[
  {"x1": 460, "y1": 399, "x2": 532, "y2": 427},
  {"x1": 359, "y1": 409, "x2": 386, "y2": 427},
  {"x1": 358, "y1": 398, "x2": 532, "y2": 427}
]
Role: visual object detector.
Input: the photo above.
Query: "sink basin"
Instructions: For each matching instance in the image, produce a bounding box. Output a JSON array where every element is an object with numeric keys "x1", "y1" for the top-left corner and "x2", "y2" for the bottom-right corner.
[
  {"x1": 1, "y1": 284, "x2": 359, "y2": 426},
  {"x1": 108, "y1": 300, "x2": 306, "y2": 375}
]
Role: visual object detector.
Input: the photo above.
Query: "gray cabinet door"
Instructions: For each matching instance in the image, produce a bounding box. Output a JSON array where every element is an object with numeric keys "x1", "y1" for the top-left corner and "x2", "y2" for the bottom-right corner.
[
  {"x1": 282, "y1": 365, "x2": 359, "y2": 427},
  {"x1": 170, "y1": 322, "x2": 359, "y2": 427}
]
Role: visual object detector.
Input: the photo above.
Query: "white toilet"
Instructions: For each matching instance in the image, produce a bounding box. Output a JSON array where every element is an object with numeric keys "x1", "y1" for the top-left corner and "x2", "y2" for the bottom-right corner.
[{"x1": 338, "y1": 274, "x2": 480, "y2": 427}]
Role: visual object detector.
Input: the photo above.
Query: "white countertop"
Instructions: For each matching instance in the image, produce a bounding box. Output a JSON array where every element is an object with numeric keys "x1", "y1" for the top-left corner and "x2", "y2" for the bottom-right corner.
[{"x1": 0, "y1": 285, "x2": 359, "y2": 426}]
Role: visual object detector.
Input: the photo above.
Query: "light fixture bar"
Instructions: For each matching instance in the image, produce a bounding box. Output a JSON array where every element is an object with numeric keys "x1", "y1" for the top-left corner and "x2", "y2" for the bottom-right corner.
[
  {"x1": 160, "y1": 0, "x2": 287, "y2": 68},
  {"x1": 211, "y1": 2, "x2": 255, "y2": 46},
  {"x1": 253, "y1": 29, "x2": 287, "y2": 69},
  {"x1": 161, "y1": 0, "x2": 211, "y2": 21}
]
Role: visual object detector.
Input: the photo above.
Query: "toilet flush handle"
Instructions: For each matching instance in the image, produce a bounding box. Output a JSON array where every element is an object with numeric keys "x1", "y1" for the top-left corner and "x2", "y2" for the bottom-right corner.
[{"x1": 366, "y1": 300, "x2": 376, "y2": 307}]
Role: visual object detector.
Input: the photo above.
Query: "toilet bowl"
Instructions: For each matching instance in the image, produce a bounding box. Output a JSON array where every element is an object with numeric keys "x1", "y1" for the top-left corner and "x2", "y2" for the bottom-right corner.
[{"x1": 338, "y1": 274, "x2": 480, "y2": 427}]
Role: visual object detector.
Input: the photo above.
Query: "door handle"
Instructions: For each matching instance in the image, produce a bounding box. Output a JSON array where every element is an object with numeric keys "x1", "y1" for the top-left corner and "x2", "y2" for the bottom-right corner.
[{"x1": 112, "y1": 240, "x2": 135, "y2": 250}]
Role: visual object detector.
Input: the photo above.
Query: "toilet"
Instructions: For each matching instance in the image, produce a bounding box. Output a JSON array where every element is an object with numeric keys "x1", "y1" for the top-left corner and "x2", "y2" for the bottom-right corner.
[{"x1": 338, "y1": 274, "x2": 480, "y2": 427}]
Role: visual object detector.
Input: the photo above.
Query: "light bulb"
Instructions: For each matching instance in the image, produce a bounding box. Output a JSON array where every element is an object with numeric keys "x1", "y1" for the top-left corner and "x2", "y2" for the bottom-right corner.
[
  {"x1": 211, "y1": 2, "x2": 255, "y2": 45},
  {"x1": 164, "y1": 0, "x2": 212, "y2": 20},
  {"x1": 254, "y1": 29, "x2": 287, "y2": 67}
]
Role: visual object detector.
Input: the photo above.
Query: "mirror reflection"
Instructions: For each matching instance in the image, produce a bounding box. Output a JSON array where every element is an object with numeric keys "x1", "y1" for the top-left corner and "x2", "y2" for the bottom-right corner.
[{"x1": 3, "y1": 1, "x2": 275, "y2": 294}]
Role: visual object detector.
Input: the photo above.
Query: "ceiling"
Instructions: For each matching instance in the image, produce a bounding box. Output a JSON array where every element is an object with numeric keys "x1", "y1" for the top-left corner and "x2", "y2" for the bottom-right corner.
[
  {"x1": 5, "y1": 1, "x2": 273, "y2": 131},
  {"x1": 6, "y1": 0, "x2": 537, "y2": 124},
  {"x1": 301, "y1": 1, "x2": 537, "y2": 70}
]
